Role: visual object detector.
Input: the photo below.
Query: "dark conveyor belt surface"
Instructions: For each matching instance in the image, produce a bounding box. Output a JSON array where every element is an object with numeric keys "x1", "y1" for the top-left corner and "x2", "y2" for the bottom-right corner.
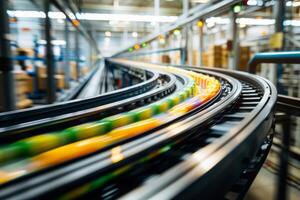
[
  {"x1": 0, "y1": 63, "x2": 176, "y2": 143},
  {"x1": 0, "y1": 63, "x2": 158, "y2": 128},
  {"x1": 0, "y1": 60, "x2": 276, "y2": 200}
]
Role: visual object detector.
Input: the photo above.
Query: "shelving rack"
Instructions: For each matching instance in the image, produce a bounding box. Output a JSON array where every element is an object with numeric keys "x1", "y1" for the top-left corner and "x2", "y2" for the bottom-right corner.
[{"x1": 0, "y1": 0, "x2": 100, "y2": 111}]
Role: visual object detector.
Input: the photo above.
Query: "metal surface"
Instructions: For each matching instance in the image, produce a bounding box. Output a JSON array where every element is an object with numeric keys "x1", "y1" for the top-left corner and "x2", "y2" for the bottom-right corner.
[
  {"x1": 0, "y1": 67, "x2": 224, "y2": 199},
  {"x1": 122, "y1": 66, "x2": 276, "y2": 200},
  {"x1": 45, "y1": 0, "x2": 56, "y2": 104},
  {"x1": 0, "y1": 0, "x2": 16, "y2": 111},
  {"x1": 75, "y1": 30, "x2": 80, "y2": 80},
  {"x1": 0, "y1": 60, "x2": 277, "y2": 199},
  {"x1": 0, "y1": 65, "x2": 165, "y2": 142},
  {"x1": 248, "y1": 51, "x2": 300, "y2": 74},
  {"x1": 247, "y1": 51, "x2": 300, "y2": 200},
  {"x1": 64, "y1": 20, "x2": 71, "y2": 89}
]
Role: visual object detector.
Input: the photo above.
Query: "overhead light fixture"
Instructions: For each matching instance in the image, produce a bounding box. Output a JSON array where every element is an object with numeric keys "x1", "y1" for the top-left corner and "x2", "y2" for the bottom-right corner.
[
  {"x1": 197, "y1": 20, "x2": 204, "y2": 27},
  {"x1": 206, "y1": 17, "x2": 230, "y2": 25},
  {"x1": 233, "y1": 4, "x2": 242, "y2": 13},
  {"x1": 286, "y1": 1, "x2": 300, "y2": 7},
  {"x1": 7, "y1": 10, "x2": 178, "y2": 23},
  {"x1": 173, "y1": 29, "x2": 181, "y2": 36},
  {"x1": 105, "y1": 31, "x2": 112, "y2": 37},
  {"x1": 134, "y1": 44, "x2": 140, "y2": 50},
  {"x1": 38, "y1": 40, "x2": 66, "y2": 46},
  {"x1": 57, "y1": 19, "x2": 64, "y2": 24},
  {"x1": 132, "y1": 32, "x2": 138, "y2": 38},
  {"x1": 237, "y1": 18, "x2": 275, "y2": 26},
  {"x1": 141, "y1": 42, "x2": 147, "y2": 47},
  {"x1": 191, "y1": 0, "x2": 210, "y2": 3}
]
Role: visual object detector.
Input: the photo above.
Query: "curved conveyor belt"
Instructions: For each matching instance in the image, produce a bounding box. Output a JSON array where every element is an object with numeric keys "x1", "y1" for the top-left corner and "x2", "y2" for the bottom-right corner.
[{"x1": 0, "y1": 60, "x2": 276, "y2": 200}]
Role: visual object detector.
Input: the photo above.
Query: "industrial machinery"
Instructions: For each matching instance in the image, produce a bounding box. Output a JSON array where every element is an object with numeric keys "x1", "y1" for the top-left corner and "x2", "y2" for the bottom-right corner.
[{"x1": 0, "y1": 58, "x2": 277, "y2": 200}]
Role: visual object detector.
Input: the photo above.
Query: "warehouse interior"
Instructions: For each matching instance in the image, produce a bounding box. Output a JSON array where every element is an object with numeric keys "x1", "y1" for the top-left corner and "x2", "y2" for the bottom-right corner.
[{"x1": 0, "y1": 0, "x2": 299, "y2": 199}]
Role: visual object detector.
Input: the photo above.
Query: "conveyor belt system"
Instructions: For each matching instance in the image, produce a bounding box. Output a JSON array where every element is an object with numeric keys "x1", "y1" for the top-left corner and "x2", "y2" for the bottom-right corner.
[{"x1": 0, "y1": 59, "x2": 277, "y2": 200}]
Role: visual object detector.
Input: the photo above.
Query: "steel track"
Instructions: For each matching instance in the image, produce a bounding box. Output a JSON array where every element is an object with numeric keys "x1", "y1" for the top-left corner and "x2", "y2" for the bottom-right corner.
[{"x1": 0, "y1": 61, "x2": 277, "y2": 200}]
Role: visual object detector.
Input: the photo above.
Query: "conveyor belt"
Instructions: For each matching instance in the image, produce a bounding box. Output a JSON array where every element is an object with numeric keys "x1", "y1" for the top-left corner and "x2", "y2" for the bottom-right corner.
[
  {"x1": 0, "y1": 60, "x2": 276, "y2": 200},
  {"x1": 0, "y1": 64, "x2": 157, "y2": 128},
  {"x1": 0, "y1": 66, "x2": 175, "y2": 143}
]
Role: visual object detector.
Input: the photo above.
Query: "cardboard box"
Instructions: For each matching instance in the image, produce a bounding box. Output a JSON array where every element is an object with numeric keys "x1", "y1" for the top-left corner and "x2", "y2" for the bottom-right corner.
[
  {"x1": 162, "y1": 55, "x2": 171, "y2": 63},
  {"x1": 14, "y1": 71, "x2": 33, "y2": 94},
  {"x1": 15, "y1": 48, "x2": 35, "y2": 57},
  {"x1": 16, "y1": 98, "x2": 33, "y2": 109},
  {"x1": 70, "y1": 61, "x2": 78, "y2": 80},
  {"x1": 37, "y1": 66, "x2": 47, "y2": 77},
  {"x1": 38, "y1": 74, "x2": 65, "y2": 90},
  {"x1": 81, "y1": 67, "x2": 89, "y2": 76}
]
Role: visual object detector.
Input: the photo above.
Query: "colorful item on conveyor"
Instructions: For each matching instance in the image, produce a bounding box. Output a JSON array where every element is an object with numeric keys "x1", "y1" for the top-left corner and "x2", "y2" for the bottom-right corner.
[
  {"x1": 0, "y1": 65, "x2": 221, "y2": 184},
  {"x1": 59, "y1": 143, "x2": 176, "y2": 200}
]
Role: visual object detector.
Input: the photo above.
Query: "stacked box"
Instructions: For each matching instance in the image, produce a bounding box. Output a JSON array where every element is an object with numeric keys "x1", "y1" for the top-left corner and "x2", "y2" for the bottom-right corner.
[
  {"x1": 202, "y1": 52, "x2": 209, "y2": 67},
  {"x1": 70, "y1": 61, "x2": 78, "y2": 80},
  {"x1": 14, "y1": 48, "x2": 35, "y2": 57},
  {"x1": 37, "y1": 65, "x2": 47, "y2": 77},
  {"x1": 161, "y1": 55, "x2": 171, "y2": 63},
  {"x1": 239, "y1": 46, "x2": 251, "y2": 71},
  {"x1": 14, "y1": 71, "x2": 33, "y2": 109},
  {"x1": 174, "y1": 51, "x2": 181, "y2": 65},
  {"x1": 221, "y1": 46, "x2": 228, "y2": 68},
  {"x1": 207, "y1": 45, "x2": 222, "y2": 68},
  {"x1": 81, "y1": 66, "x2": 90, "y2": 76},
  {"x1": 192, "y1": 50, "x2": 198, "y2": 66},
  {"x1": 38, "y1": 74, "x2": 65, "y2": 91}
]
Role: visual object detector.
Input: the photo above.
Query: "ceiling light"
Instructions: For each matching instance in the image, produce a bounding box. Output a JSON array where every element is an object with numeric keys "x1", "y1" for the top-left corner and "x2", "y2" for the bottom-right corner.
[
  {"x1": 8, "y1": 10, "x2": 178, "y2": 23},
  {"x1": 197, "y1": 20, "x2": 204, "y2": 27},
  {"x1": 57, "y1": 19, "x2": 64, "y2": 24},
  {"x1": 236, "y1": 18, "x2": 275, "y2": 26},
  {"x1": 233, "y1": 5, "x2": 242, "y2": 13},
  {"x1": 191, "y1": 0, "x2": 210, "y2": 3},
  {"x1": 105, "y1": 31, "x2": 112, "y2": 37},
  {"x1": 38, "y1": 40, "x2": 66, "y2": 45},
  {"x1": 141, "y1": 42, "x2": 147, "y2": 47},
  {"x1": 132, "y1": 32, "x2": 138, "y2": 38},
  {"x1": 173, "y1": 29, "x2": 181, "y2": 36}
]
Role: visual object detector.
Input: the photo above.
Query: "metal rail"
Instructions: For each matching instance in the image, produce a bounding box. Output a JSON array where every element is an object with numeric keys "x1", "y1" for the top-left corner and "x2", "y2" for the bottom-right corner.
[
  {"x1": 113, "y1": 0, "x2": 241, "y2": 57},
  {"x1": 0, "y1": 61, "x2": 277, "y2": 200},
  {"x1": 0, "y1": 67, "x2": 227, "y2": 199},
  {"x1": 0, "y1": 65, "x2": 156, "y2": 127},
  {"x1": 0, "y1": 68, "x2": 177, "y2": 144},
  {"x1": 248, "y1": 51, "x2": 300, "y2": 200}
]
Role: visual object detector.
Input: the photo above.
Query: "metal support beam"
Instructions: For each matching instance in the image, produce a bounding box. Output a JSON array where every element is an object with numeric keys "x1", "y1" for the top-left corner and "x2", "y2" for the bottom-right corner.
[
  {"x1": 277, "y1": 114, "x2": 291, "y2": 200},
  {"x1": 45, "y1": 0, "x2": 56, "y2": 103},
  {"x1": 187, "y1": 24, "x2": 193, "y2": 66},
  {"x1": 64, "y1": 20, "x2": 70, "y2": 89},
  {"x1": 114, "y1": 0, "x2": 242, "y2": 57},
  {"x1": 0, "y1": 0, "x2": 16, "y2": 111},
  {"x1": 274, "y1": 0, "x2": 285, "y2": 35},
  {"x1": 154, "y1": 0, "x2": 160, "y2": 33},
  {"x1": 229, "y1": 11, "x2": 239, "y2": 70},
  {"x1": 183, "y1": 0, "x2": 189, "y2": 17},
  {"x1": 199, "y1": 24, "x2": 204, "y2": 66},
  {"x1": 273, "y1": 0, "x2": 285, "y2": 90},
  {"x1": 75, "y1": 30, "x2": 80, "y2": 80}
]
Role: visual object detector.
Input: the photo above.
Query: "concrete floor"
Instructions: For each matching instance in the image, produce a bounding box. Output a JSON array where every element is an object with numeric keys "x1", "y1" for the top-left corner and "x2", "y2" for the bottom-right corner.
[{"x1": 244, "y1": 167, "x2": 300, "y2": 200}]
